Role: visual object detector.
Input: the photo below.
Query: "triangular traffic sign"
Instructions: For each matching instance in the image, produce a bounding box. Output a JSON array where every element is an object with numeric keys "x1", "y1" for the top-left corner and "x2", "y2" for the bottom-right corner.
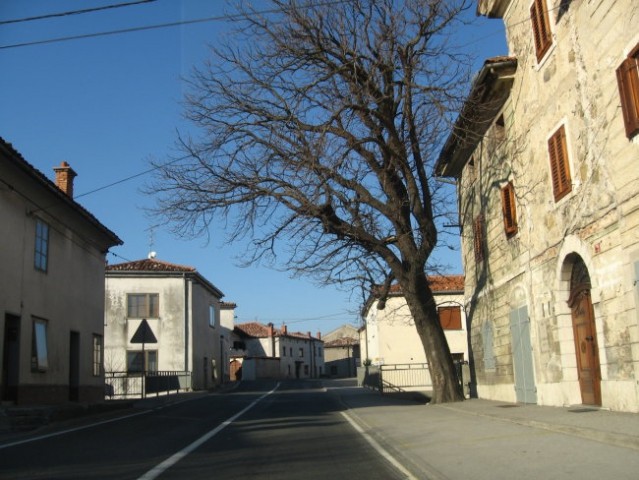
[{"x1": 130, "y1": 318, "x2": 158, "y2": 344}]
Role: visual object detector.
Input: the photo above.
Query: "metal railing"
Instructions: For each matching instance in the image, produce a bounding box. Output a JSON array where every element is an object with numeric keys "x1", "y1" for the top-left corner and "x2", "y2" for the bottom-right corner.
[{"x1": 104, "y1": 371, "x2": 192, "y2": 399}]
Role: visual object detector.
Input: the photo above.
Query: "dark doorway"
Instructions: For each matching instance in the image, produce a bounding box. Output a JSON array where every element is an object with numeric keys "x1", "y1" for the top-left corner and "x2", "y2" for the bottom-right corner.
[
  {"x1": 568, "y1": 256, "x2": 601, "y2": 406},
  {"x1": 69, "y1": 331, "x2": 80, "y2": 401},
  {"x1": 2, "y1": 314, "x2": 21, "y2": 403}
]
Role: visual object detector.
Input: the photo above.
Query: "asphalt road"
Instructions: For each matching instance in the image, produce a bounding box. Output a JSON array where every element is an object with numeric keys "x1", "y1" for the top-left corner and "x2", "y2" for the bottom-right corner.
[{"x1": 0, "y1": 380, "x2": 406, "y2": 480}]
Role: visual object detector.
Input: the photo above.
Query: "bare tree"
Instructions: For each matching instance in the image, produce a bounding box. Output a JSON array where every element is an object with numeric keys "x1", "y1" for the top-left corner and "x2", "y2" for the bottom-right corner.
[{"x1": 151, "y1": 0, "x2": 474, "y2": 403}]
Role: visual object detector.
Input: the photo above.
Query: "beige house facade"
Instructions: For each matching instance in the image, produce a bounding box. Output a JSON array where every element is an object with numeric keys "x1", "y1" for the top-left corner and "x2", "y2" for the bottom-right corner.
[
  {"x1": 360, "y1": 276, "x2": 467, "y2": 367},
  {"x1": 104, "y1": 258, "x2": 225, "y2": 393},
  {"x1": 231, "y1": 322, "x2": 324, "y2": 380},
  {"x1": 1, "y1": 139, "x2": 121, "y2": 404},
  {"x1": 323, "y1": 324, "x2": 360, "y2": 378},
  {"x1": 436, "y1": 0, "x2": 639, "y2": 411}
]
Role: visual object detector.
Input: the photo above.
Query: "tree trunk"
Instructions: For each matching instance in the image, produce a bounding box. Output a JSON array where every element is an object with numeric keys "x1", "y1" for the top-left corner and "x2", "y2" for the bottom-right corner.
[{"x1": 401, "y1": 272, "x2": 464, "y2": 404}]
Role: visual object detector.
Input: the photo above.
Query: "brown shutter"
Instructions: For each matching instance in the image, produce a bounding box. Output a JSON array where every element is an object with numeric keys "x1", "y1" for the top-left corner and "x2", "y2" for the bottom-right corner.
[
  {"x1": 439, "y1": 306, "x2": 462, "y2": 330},
  {"x1": 616, "y1": 55, "x2": 639, "y2": 138},
  {"x1": 501, "y1": 182, "x2": 518, "y2": 237},
  {"x1": 548, "y1": 126, "x2": 572, "y2": 202},
  {"x1": 473, "y1": 215, "x2": 484, "y2": 262},
  {"x1": 531, "y1": 0, "x2": 552, "y2": 62}
]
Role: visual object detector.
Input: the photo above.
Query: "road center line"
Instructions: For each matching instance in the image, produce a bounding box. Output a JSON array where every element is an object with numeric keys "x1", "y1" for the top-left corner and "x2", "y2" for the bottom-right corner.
[
  {"x1": 137, "y1": 383, "x2": 280, "y2": 480},
  {"x1": 340, "y1": 411, "x2": 418, "y2": 480}
]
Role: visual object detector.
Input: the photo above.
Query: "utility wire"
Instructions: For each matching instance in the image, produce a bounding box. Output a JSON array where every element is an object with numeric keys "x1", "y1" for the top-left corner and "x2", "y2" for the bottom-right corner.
[
  {"x1": 0, "y1": 0, "x2": 351, "y2": 50},
  {"x1": 0, "y1": 0, "x2": 157, "y2": 26}
]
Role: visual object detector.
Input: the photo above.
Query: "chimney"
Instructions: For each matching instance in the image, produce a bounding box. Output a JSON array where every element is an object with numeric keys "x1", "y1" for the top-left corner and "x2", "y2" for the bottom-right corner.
[
  {"x1": 317, "y1": 331, "x2": 321, "y2": 340},
  {"x1": 282, "y1": 324, "x2": 288, "y2": 335},
  {"x1": 268, "y1": 323, "x2": 275, "y2": 337},
  {"x1": 307, "y1": 331, "x2": 312, "y2": 339},
  {"x1": 53, "y1": 161, "x2": 77, "y2": 198}
]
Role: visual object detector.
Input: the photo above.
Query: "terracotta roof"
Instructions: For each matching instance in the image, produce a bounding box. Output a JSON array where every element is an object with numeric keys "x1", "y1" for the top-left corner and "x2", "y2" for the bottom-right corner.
[
  {"x1": 387, "y1": 275, "x2": 465, "y2": 294},
  {"x1": 106, "y1": 258, "x2": 196, "y2": 272},
  {"x1": 324, "y1": 337, "x2": 359, "y2": 348},
  {"x1": 234, "y1": 322, "x2": 321, "y2": 341}
]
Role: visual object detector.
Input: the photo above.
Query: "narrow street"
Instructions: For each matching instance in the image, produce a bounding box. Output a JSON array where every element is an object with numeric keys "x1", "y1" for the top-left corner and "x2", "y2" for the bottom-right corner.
[{"x1": 0, "y1": 381, "x2": 406, "y2": 480}]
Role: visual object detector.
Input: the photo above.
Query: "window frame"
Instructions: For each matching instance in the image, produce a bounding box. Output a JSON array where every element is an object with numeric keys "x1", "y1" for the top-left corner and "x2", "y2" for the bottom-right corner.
[
  {"x1": 126, "y1": 350, "x2": 158, "y2": 374},
  {"x1": 616, "y1": 45, "x2": 639, "y2": 139},
  {"x1": 501, "y1": 181, "x2": 518, "y2": 237},
  {"x1": 34, "y1": 219, "x2": 49, "y2": 272},
  {"x1": 438, "y1": 306, "x2": 462, "y2": 330},
  {"x1": 530, "y1": 0, "x2": 552, "y2": 63},
  {"x1": 548, "y1": 125, "x2": 572, "y2": 202},
  {"x1": 209, "y1": 304, "x2": 216, "y2": 328},
  {"x1": 31, "y1": 318, "x2": 49, "y2": 372},
  {"x1": 126, "y1": 293, "x2": 159, "y2": 319},
  {"x1": 93, "y1": 334, "x2": 103, "y2": 377}
]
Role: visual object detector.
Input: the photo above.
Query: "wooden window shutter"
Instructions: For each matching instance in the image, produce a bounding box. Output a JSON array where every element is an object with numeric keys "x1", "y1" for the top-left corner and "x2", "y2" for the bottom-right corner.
[
  {"x1": 439, "y1": 306, "x2": 462, "y2": 330},
  {"x1": 501, "y1": 182, "x2": 518, "y2": 237},
  {"x1": 473, "y1": 215, "x2": 484, "y2": 263},
  {"x1": 530, "y1": 0, "x2": 552, "y2": 62},
  {"x1": 616, "y1": 52, "x2": 639, "y2": 138},
  {"x1": 548, "y1": 125, "x2": 572, "y2": 202}
]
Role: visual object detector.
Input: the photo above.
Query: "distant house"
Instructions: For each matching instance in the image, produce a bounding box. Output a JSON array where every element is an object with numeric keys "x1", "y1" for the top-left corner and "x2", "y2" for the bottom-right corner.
[
  {"x1": 104, "y1": 258, "x2": 226, "y2": 393},
  {"x1": 0, "y1": 138, "x2": 122, "y2": 405},
  {"x1": 231, "y1": 322, "x2": 324, "y2": 380},
  {"x1": 322, "y1": 324, "x2": 360, "y2": 378},
  {"x1": 360, "y1": 275, "x2": 467, "y2": 366}
]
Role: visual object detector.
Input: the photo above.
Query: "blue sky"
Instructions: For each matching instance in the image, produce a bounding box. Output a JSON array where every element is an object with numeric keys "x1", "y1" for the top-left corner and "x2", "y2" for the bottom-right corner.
[{"x1": 0, "y1": 1, "x2": 506, "y2": 335}]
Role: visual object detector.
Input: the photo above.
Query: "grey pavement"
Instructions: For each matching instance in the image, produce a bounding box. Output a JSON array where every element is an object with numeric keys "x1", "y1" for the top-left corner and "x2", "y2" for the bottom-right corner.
[{"x1": 327, "y1": 378, "x2": 639, "y2": 480}]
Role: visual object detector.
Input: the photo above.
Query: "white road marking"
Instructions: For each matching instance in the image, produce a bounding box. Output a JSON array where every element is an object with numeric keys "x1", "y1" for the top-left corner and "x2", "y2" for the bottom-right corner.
[
  {"x1": 136, "y1": 383, "x2": 280, "y2": 480},
  {"x1": 0, "y1": 410, "x2": 150, "y2": 450},
  {"x1": 340, "y1": 411, "x2": 419, "y2": 480}
]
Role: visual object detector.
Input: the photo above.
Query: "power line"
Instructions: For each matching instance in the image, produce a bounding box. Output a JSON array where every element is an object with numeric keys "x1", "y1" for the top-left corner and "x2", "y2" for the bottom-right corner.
[
  {"x1": 0, "y1": 0, "x2": 351, "y2": 51},
  {"x1": 0, "y1": 0, "x2": 157, "y2": 26}
]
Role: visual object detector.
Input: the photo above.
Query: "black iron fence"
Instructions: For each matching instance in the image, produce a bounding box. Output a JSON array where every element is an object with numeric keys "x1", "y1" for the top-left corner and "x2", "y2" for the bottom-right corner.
[{"x1": 105, "y1": 371, "x2": 192, "y2": 399}]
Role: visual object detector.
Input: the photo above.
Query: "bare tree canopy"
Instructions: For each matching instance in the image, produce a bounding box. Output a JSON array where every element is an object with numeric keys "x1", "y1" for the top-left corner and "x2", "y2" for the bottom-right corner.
[{"x1": 151, "y1": 0, "x2": 474, "y2": 403}]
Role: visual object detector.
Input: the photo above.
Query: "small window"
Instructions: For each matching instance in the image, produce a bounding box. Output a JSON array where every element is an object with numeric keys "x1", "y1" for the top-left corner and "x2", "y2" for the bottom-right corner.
[
  {"x1": 290, "y1": 347, "x2": 293, "y2": 356},
  {"x1": 548, "y1": 125, "x2": 572, "y2": 202},
  {"x1": 466, "y1": 156, "x2": 476, "y2": 184},
  {"x1": 530, "y1": 0, "x2": 552, "y2": 62},
  {"x1": 473, "y1": 215, "x2": 485, "y2": 263},
  {"x1": 127, "y1": 350, "x2": 158, "y2": 373},
  {"x1": 209, "y1": 304, "x2": 216, "y2": 328},
  {"x1": 494, "y1": 114, "x2": 506, "y2": 142},
  {"x1": 127, "y1": 294, "x2": 159, "y2": 318},
  {"x1": 299, "y1": 348, "x2": 304, "y2": 358},
  {"x1": 31, "y1": 318, "x2": 49, "y2": 372},
  {"x1": 616, "y1": 45, "x2": 639, "y2": 139},
  {"x1": 438, "y1": 306, "x2": 462, "y2": 330},
  {"x1": 501, "y1": 182, "x2": 518, "y2": 237},
  {"x1": 93, "y1": 335, "x2": 103, "y2": 376},
  {"x1": 282, "y1": 346, "x2": 286, "y2": 357},
  {"x1": 34, "y1": 219, "x2": 49, "y2": 272},
  {"x1": 233, "y1": 340, "x2": 246, "y2": 350},
  {"x1": 304, "y1": 365, "x2": 309, "y2": 375}
]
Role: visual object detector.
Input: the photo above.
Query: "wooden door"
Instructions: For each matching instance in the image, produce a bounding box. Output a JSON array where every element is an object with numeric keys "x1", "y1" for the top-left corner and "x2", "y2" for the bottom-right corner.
[{"x1": 570, "y1": 289, "x2": 601, "y2": 405}]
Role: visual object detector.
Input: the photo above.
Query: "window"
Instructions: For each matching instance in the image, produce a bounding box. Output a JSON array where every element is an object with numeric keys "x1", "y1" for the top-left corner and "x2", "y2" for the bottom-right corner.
[
  {"x1": 473, "y1": 215, "x2": 485, "y2": 263},
  {"x1": 530, "y1": 0, "x2": 552, "y2": 62},
  {"x1": 438, "y1": 306, "x2": 462, "y2": 330},
  {"x1": 127, "y1": 294, "x2": 159, "y2": 318},
  {"x1": 299, "y1": 348, "x2": 304, "y2": 358},
  {"x1": 34, "y1": 219, "x2": 49, "y2": 272},
  {"x1": 466, "y1": 156, "x2": 476, "y2": 184},
  {"x1": 127, "y1": 350, "x2": 158, "y2": 373},
  {"x1": 93, "y1": 335, "x2": 103, "y2": 376},
  {"x1": 548, "y1": 125, "x2": 572, "y2": 201},
  {"x1": 282, "y1": 346, "x2": 286, "y2": 357},
  {"x1": 209, "y1": 304, "x2": 216, "y2": 328},
  {"x1": 233, "y1": 340, "x2": 246, "y2": 350},
  {"x1": 290, "y1": 347, "x2": 293, "y2": 356},
  {"x1": 616, "y1": 45, "x2": 639, "y2": 139},
  {"x1": 31, "y1": 318, "x2": 48, "y2": 372},
  {"x1": 304, "y1": 365, "x2": 309, "y2": 375},
  {"x1": 501, "y1": 182, "x2": 518, "y2": 237}
]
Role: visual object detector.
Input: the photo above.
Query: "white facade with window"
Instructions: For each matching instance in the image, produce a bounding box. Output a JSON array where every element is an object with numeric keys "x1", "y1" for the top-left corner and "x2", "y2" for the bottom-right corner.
[
  {"x1": 104, "y1": 258, "x2": 226, "y2": 392},
  {"x1": 0, "y1": 139, "x2": 121, "y2": 405}
]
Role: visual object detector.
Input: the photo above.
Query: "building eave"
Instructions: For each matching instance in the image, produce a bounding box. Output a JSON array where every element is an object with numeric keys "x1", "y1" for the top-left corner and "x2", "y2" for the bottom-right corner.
[{"x1": 435, "y1": 57, "x2": 517, "y2": 178}]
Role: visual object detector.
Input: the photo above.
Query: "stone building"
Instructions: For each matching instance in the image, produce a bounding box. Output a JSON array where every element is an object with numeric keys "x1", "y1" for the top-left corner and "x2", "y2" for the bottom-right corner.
[{"x1": 436, "y1": 0, "x2": 639, "y2": 411}]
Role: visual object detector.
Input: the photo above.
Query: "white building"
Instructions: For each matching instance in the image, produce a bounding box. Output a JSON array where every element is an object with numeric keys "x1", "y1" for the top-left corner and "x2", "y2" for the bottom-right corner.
[{"x1": 104, "y1": 258, "x2": 226, "y2": 393}]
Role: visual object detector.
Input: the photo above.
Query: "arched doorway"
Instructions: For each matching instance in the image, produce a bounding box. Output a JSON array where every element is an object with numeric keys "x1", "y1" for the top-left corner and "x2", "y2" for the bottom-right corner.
[{"x1": 567, "y1": 256, "x2": 601, "y2": 406}]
